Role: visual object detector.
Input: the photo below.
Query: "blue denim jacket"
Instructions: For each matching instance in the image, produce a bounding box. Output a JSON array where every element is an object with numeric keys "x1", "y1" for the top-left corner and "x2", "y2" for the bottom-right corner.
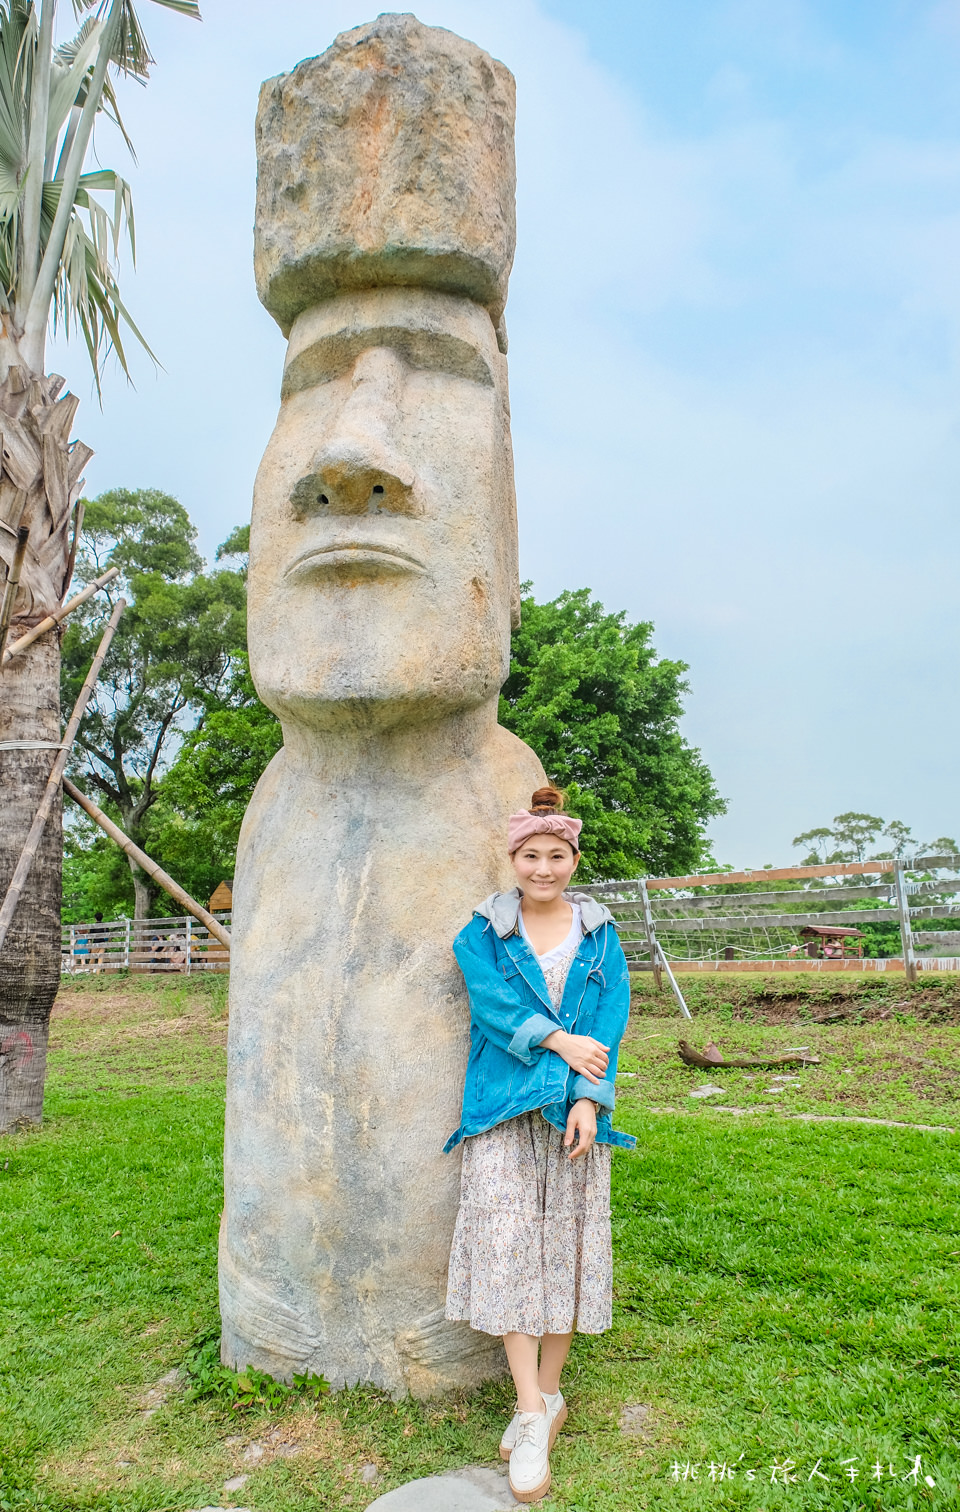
[{"x1": 444, "y1": 888, "x2": 637, "y2": 1153}]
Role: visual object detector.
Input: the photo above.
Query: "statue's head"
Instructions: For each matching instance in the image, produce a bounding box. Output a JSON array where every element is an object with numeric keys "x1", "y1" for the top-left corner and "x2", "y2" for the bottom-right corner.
[{"x1": 247, "y1": 15, "x2": 519, "y2": 733}]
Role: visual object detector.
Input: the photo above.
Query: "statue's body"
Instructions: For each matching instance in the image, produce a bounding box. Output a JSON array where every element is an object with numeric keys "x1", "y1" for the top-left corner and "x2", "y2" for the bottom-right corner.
[{"x1": 220, "y1": 15, "x2": 543, "y2": 1395}]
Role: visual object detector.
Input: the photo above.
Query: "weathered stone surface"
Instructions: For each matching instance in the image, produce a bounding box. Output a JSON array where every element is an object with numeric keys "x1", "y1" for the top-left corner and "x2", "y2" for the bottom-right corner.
[
  {"x1": 221, "y1": 16, "x2": 542, "y2": 1397},
  {"x1": 366, "y1": 1466, "x2": 518, "y2": 1510},
  {"x1": 255, "y1": 13, "x2": 516, "y2": 336}
]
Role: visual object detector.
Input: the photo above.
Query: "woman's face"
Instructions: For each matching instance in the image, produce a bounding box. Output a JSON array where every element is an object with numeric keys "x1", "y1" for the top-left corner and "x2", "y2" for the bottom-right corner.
[{"x1": 511, "y1": 832, "x2": 580, "y2": 902}]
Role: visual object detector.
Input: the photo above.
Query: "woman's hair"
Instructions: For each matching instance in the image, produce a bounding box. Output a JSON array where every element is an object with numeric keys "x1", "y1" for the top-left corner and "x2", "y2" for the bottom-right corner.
[{"x1": 528, "y1": 785, "x2": 566, "y2": 815}]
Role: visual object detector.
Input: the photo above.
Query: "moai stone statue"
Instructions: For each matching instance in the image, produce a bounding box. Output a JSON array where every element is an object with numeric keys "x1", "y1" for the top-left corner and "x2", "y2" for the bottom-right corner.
[{"x1": 219, "y1": 14, "x2": 545, "y2": 1396}]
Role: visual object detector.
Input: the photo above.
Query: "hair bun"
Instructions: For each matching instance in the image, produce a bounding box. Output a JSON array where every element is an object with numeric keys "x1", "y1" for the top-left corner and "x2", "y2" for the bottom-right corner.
[{"x1": 529, "y1": 784, "x2": 565, "y2": 815}]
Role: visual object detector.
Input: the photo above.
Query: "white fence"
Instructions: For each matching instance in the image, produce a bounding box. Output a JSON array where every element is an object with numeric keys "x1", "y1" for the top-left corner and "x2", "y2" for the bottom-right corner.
[
  {"x1": 61, "y1": 913, "x2": 230, "y2": 975},
  {"x1": 578, "y1": 851, "x2": 960, "y2": 991}
]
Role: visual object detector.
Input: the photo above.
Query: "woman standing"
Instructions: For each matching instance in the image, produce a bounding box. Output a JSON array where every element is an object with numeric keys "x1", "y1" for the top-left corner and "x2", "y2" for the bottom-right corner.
[{"x1": 444, "y1": 787, "x2": 636, "y2": 1503}]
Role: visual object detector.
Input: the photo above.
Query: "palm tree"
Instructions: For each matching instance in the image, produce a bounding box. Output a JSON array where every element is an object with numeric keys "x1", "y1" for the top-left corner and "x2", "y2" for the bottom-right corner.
[{"x1": 0, "y1": 0, "x2": 200, "y2": 1132}]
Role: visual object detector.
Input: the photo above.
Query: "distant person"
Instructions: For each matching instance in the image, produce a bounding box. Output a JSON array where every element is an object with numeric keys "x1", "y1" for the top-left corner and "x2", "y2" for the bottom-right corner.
[
  {"x1": 89, "y1": 912, "x2": 107, "y2": 973},
  {"x1": 73, "y1": 927, "x2": 90, "y2": 971}
]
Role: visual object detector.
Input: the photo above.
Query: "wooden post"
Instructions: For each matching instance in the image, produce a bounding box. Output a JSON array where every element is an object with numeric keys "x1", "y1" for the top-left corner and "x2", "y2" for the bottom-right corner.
[
  {"x1": 0, "y1": 524, "x2": 30, "y2": 666},
  {"x1": 0, "y1": 599, "x2": 125, "y2": 953},
  {"x1": 638, "y1": 879, "x2": 663, "y2": 990},
  {"x1": 185, "y1": 915, "x2": 192, "y2": 975},
  {"x1": 61, "y1": 778, "x2": 231, "y2": 951},
  {"x1": 124, "y1": 916, "x2": 130, "y2": 970},
  {"x1": 2, "y1": 565, "x2": 120, "y2": 664},
  {"x1": 894, "y1": 862, "x2": 917, "y2": 984}
]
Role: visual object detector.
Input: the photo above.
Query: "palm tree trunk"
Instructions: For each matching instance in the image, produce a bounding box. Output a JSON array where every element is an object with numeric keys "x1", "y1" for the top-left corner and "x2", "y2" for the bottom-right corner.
[
  {"x1": 0, "y1": 636, "x2": 61, "y2": 1130},
  {"x1": 0, "y1": 366, "x2": 92, "y2": 1133}
]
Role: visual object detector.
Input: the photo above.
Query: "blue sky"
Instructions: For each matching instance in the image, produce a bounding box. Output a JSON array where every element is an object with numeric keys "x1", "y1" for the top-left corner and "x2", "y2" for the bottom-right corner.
[{"x1": 50, "y1": 0, "x2": 960, "y2": 866}]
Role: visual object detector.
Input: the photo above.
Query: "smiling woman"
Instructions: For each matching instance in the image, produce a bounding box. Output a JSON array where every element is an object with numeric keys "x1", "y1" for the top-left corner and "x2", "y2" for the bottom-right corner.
[{"x1": 443, "y1": 783, "x2": 636, "y2": 1503}]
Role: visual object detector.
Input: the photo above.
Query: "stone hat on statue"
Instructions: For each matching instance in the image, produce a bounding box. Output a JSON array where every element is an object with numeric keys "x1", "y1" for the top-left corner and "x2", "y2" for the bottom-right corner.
[{"x1": 254, "y1": 12, "x2": 516, "y2": 350}]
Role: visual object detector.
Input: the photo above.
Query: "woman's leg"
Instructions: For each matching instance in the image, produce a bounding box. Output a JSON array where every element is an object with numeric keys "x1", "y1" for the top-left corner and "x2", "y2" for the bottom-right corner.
[
  {"x1": 538, "y1": 1330, "x2": 573, "y2": 1394},
  {"x1": 502, "y1": 1332, "x2": 545, "y2": 1414}
]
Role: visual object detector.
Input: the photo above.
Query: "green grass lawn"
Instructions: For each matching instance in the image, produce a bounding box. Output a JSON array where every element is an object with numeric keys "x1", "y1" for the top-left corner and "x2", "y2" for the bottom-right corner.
[{"x1": 0, "y1": 974, "x2": 957, "y2": 1511}]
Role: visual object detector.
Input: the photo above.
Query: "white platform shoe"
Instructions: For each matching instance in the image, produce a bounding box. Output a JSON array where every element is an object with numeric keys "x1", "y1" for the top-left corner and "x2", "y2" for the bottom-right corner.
[
  {"x1": 500, "y1": 1388, "x2": 567, "y2": 1460},
  {"x1": 504, "y1": 1391, "x2": 568, "y2": 1503}
]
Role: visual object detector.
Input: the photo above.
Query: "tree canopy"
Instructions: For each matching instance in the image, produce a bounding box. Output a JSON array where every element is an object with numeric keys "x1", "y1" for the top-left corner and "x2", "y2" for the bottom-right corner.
[
  {"x1": 61, "y1": 488, "x2": 246, "y2": 917},
  {"x1": 62, "y1": 541, "x2": 725, "y2": 916},
  {"x1": 790, "y1": 812, "x2": 960, "y2": 957},
  {"x1": 793, "y1": 813, "x2": 957, "y2": 868},
  {"x1": 499, "y1": 586, "x2": 724, "y2": 880}
]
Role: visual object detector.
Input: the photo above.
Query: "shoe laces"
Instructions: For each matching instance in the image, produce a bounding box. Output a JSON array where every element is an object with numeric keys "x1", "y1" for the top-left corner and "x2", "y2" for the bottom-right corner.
[{"x1": 515, "y1": 1412, "x2": 545, "y2": 1448}]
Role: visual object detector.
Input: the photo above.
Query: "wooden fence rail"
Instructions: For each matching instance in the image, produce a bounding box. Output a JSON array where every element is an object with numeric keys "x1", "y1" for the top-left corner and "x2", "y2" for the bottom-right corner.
[
  {"x1": 61, "y1": 914, "x2": 230, "y2": 975},
  {"x1": 577, "y1": 854, "x2": 960, "y2": 1000}
]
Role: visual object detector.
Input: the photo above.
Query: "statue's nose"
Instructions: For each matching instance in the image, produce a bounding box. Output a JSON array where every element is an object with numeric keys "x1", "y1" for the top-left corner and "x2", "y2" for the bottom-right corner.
[
  {"x1": 289, "y1": 346, "x2": 420, "y2": 518},
  {"x1": 298, "y1": 448, "x2": 417, "y2": 517}
]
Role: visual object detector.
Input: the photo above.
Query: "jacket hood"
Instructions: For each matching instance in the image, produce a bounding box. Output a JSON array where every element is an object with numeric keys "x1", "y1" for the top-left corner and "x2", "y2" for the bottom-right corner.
[{"x1": 475, "y1": 886, "x2": 615, "y2": 938}]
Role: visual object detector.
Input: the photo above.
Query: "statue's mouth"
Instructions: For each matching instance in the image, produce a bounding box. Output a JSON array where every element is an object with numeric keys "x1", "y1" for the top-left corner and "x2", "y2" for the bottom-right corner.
[{"x1": 284, "y1": 542, "x2": 427, "y2": 578}]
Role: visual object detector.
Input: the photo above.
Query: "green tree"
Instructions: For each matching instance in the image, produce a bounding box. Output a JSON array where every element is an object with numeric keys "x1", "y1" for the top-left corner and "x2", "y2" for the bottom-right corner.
[
  {"x1": 499, "y1": 586, "x2": 724, "y2": 880},
  {"x1": 149, "y1": 523, "x2": 279, "y2": 905},
  {"x1": 0, "y1": 0, "x2": 201, "y2": 1133},
  {"x1": 61, "y1": 806, "x2": 129, "y2": 922},
  {"x1": 148, "y1": 651, "x2": 282, "y2": 909},
  {"x1": 154, "y1": 581, "x2": 725, "y2": 897},
  {"x1": 792, "y1": 816, "x2": 960, "y2": 957},
  {"x1": 793, "y1": 814, "x2": 958, "y2": 869},
  {"x1": 61, "y1": 489, "x2": 246, "y2": 917}
]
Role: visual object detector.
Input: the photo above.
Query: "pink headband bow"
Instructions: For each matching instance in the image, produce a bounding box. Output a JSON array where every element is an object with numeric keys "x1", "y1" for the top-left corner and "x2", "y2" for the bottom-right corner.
[{"x1": 508, "y1": 811, "x2": 583, "y2": 854}]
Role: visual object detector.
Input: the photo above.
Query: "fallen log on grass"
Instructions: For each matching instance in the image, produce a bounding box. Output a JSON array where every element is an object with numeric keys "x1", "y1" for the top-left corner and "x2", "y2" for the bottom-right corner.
[{"x1": 678, "y1": 1039, "x2": 820, "y2": 1069}]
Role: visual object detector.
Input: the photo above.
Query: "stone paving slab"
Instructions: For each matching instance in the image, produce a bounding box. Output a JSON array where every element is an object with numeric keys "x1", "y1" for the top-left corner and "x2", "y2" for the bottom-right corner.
[
  {"x1": 366, "y1": 1463, "x2": 519, "y2": 1510},
  {"x1": 648, "y1": 1103, "x2": 956, "y2": 1132}
]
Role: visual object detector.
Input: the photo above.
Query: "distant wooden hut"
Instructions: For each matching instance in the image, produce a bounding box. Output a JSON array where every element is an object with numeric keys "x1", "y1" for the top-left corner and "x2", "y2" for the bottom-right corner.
[
  {"x1": 209, "y1": 879, "x2": 233, "y2": 913},
  {"x1": 799, "y1": 924, "x2": 864, "y2": 960}
]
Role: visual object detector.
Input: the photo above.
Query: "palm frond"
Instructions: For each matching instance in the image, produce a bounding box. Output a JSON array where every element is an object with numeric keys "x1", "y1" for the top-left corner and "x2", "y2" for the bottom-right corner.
[
  {"x1": 0, "y1": 0, "x2": 29, "y2": 177},
  {"x1": 6, "y1": 0, "x2": 201, "y2": 380},
  {"x1": 77, "y1": 166, "x2": 135, "y2": 261},
  {"x1": 47, "y1": 16, "x2": 103, "y2": 156},
  {"x1": 50, "y1": 170, "x2": 150, "y2": 394},
  {"x1": 147, "y1": 2, "x2": 201, "y2": 17}
]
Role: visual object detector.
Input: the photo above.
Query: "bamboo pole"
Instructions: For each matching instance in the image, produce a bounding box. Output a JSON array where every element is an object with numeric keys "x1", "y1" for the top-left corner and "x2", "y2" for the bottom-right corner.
[
  {"x1": 62, "y1": 777, "x2": 232, "y2": 951},
  {"x1": 0, "y1": 598, "x2": 125, "y2": 954},
  {"x1": 0, "y1": 525, "x2": 30, "y2": 665},
  {"x1": 2, "y1": 565, "x2": 120, "y2": 664}
]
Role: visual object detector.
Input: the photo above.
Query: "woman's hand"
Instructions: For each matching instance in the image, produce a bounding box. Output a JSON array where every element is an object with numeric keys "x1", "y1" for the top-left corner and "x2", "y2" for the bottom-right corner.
[
  {"x1": 564, "y1": 1098, "x2": 598, "y2": 1160},
  {"x1": 540, "y1": 1028, "x2": 609, "y2": 1083}
]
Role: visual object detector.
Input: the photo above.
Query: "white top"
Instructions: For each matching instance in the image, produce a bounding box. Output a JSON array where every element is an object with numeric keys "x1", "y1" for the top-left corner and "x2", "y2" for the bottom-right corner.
[{"x1": 519, "y1": 900, "x2": 583, "y2": 969}]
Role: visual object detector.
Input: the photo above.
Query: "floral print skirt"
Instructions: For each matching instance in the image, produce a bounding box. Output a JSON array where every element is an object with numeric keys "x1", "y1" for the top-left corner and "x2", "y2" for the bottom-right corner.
[{"x1": 444, "y1": 1110, "x2": 613, "y2": 1337}]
